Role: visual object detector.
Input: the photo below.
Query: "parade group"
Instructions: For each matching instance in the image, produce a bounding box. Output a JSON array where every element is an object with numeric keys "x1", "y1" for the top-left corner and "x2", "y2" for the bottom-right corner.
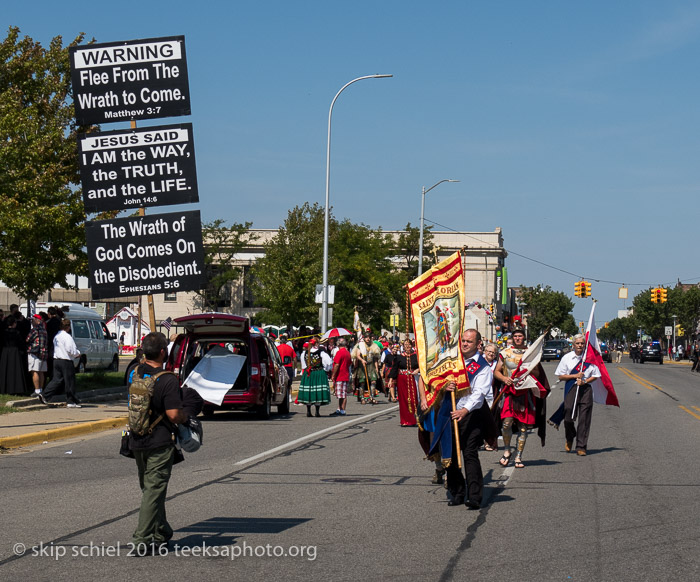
[{"x1": 285, "y1": 325, "x2": 608, "y2": 510}]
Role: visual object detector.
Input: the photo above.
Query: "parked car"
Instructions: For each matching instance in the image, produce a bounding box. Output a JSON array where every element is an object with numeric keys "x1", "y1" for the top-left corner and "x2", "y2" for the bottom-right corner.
[
  {"x1": 168, "y1": 313, "x2": 289, "y2": 418},
  {"x1": 24, "y1": 302, "x2": 119, "y2": 372},
  {"x1": 543, "y1": 339, "x2": 572, "y2": 362},
  {"x1": 599, "y1": 342, "x2": 612, "y2": 363},
  {"x1": 640, "y1": 342, "x2": 664, "y2": 364}
]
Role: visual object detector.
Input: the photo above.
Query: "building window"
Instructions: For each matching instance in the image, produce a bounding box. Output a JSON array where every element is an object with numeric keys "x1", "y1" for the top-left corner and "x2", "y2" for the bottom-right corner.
[{"x1": 164, "y1": 292, "x2": 177, "y2": 302}]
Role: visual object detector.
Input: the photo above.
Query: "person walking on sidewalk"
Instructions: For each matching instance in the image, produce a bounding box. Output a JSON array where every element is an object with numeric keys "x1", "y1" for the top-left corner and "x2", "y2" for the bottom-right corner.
[
  {"x1": 26, "y1": 314, "x2": 48, "y2": 397},
  {"x1": 38, "y1": 320, "x2": 82, "y2": 408}
]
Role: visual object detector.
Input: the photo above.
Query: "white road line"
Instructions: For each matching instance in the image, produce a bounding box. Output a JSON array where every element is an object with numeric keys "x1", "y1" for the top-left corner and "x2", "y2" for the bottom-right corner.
[{"x1": 234, "y1": 405, "x2": 400, "y2": 466}]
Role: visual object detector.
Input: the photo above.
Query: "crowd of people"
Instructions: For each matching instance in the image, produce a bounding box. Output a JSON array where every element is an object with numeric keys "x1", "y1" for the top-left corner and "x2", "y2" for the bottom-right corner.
[
  {"x1": 285, "y1": 330, "x2": 418, "y2": 418},
  {"x1": 0, "y1": 304, "x2": 82, "y2": 406}
]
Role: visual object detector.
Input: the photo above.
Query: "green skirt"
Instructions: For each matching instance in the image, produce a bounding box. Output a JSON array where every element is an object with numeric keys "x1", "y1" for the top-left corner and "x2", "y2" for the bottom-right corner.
[{"x1": 297, "y1": 369, "x2": 331, "y2": 405}]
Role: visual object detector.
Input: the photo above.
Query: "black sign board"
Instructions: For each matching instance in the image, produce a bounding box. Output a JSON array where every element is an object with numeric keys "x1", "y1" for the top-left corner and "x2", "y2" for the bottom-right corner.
[
  {"x1": 78, "y1": 123, "x2": 199, "y2": 213},
  {"x1": 70, "y1": 35, "x2": 191, "y2": 125},
  {"x1": 85, "y1": 210, "x2": 205, "y2": 299}
]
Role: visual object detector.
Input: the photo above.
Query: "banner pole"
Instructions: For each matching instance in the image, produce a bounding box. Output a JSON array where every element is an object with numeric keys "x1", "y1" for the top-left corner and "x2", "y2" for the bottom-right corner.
[{"x1": 451, "y1": 391, "x2": 463, "y2": 469}]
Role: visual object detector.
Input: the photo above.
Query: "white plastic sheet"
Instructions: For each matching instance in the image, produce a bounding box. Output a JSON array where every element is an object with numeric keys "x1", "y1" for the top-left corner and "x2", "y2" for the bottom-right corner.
[{"x1": 183, "y1": 346, "x2": 246, "y2": 406}]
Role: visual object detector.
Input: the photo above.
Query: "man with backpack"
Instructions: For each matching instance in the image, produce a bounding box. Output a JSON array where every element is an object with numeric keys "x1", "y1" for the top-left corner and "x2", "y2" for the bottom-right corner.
[{"x1": 128, "y1": 332, "x2": 186, "y2": 556}]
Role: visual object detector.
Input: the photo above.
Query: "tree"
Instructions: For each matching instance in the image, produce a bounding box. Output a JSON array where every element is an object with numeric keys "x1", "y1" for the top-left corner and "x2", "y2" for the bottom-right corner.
[
  {"x1": 631, "y1": 287, "x2": 673, "y2": 340},
  {"x1": 251, "y1": 203, "x2": 407, "y2": 332},
  {"x1": 393, "y1": 222, "x2": 434, "y2": 279},
  {"x1": 251, "y1": 202, "x2": 327, "y2": 328},
  {"x1": 192, "y1": 219, "x2": 253, "y2": 312},
  {"x1": 598, "y1": 316, "x2": 638, "y2": 344},
  {"x1": 630, "y1": 284, "x2": 700, "y2": 341},
  {"x1": 518, "y1": 285, "x2": 577, "y2": 337},
  {"x1": 0, "y1": 27, "x2": 90, "y2": 306},
  {"x1": 331, "y1": 220, "x2": 397, "y2": 332},
  {"x1": 674, "y1": 286, "x2": 700, "y2": 339}
]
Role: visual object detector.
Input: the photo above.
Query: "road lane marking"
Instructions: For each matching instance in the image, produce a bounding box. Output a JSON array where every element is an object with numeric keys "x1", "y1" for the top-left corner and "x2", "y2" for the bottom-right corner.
[
  {"x1": 234, "y1": 405, "x2": 399, "y2": 466},
  {"x1": 618, "y1": 367, "x2": 679, "y2": 401},
  {"x1": 693, "y1": 406, "x2": 700, "y2": 413},
  {"x1": 618, "y1": 366, "x2": 654, "y2": 390},
  {"x1": 679, "y1": 406, "x2": 700, "y2": 421}
]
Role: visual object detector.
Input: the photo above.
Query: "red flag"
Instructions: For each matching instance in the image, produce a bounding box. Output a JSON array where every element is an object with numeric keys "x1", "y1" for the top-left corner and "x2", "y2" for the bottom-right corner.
[{"x1": 584, "y1": 303, "x2": 619, "y2": 407}]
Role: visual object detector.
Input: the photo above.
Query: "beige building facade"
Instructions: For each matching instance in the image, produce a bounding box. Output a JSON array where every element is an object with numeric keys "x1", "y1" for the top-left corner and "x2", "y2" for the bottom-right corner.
[{"x1": 1, "y1": 228, "x2": 512, "y2": 343}]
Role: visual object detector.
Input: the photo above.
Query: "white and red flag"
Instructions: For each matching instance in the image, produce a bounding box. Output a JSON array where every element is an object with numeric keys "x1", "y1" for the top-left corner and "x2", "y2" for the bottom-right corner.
[
  {"x1": 584, "y1": 303, "x2": 619, "y2": 407},
  {"x1": 510, "y1": 330, "x2": 548, "y2": 397}
]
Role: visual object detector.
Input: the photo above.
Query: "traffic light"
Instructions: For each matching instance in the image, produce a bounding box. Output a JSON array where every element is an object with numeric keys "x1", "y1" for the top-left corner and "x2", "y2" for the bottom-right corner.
[
  {"x1": 651, "y1": 288, "x2": 658, "y2": 303},
  {"x1": 583, "y1": 281, "x2": 591, "y2": 297},
  {"x1": 574, "y1": 281, "x2": 582, "y2": 297},
  {"x1": 604, "y1": 321, "x2": 609, "y2": 328},
  {"x1": 660, "y1": 288, "x2": 668, "y2": 303}
]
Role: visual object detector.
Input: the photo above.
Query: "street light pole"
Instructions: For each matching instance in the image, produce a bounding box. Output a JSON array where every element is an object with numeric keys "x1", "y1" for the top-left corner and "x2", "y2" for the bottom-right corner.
[
  {"x1": 672, "y1": 314, "x2": 677, "y2": 358},
  {"x1": 322, "y1": 74, "x2": 392, "y2": 333},
  {"x1": 417, "y1": 179, "x2": 459, "y2": 276}
]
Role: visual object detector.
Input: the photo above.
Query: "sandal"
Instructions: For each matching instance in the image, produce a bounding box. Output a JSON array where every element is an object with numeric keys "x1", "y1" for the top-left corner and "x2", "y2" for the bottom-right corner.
[
  {"x1": 499, "y1": 453, "x2": 511, "y2": 467},
  {"x1": 514, "y1": 457, "x2": 524, "y2": 468},
  {"x1": 484, "y1": 444, "x2": 495, "y2": 452}
]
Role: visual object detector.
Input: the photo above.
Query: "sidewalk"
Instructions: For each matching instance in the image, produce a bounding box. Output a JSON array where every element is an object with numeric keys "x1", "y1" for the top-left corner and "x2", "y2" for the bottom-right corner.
[{"x1": 0, "y1": 388, "x2": 128, "y2": 450}]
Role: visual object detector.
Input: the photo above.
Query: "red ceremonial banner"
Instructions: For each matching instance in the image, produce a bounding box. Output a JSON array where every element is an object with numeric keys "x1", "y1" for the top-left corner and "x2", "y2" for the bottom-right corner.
[{"x1": 407, "y1": 252, "x2": 468, "y2": 410}]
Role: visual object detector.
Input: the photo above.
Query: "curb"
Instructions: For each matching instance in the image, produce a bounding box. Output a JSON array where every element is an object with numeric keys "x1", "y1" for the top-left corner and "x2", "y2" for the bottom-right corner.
[
  {"x1": 0, "y1": 416, "x2": 128, "y2": 450},
  {"x1": 5, "y1": 386, "x2": 127, "y2": 409}
]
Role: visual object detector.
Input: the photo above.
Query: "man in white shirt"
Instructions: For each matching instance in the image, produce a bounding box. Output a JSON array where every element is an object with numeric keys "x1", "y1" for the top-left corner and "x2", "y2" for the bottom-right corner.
[
  {"x1": 444, "y1": 329, "x2": 494, "y2": 509},
  {"x1": 554, "y1": 334, "x2": 600, "y2": 456},
  {"x1": 39, "y1": 319, "x2": 82, "y2": 407}
]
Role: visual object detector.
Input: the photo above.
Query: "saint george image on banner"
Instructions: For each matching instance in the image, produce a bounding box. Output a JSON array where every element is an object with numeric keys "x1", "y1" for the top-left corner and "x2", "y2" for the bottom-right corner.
[{"x1": 407, "y1": 252, "x2": 469, "y2": 410}]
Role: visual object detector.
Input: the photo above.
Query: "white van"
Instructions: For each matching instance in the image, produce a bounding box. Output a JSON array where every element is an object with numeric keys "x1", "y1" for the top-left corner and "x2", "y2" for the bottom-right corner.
[{"x1": 24, "y1": 302, "x2": 120, "y2": 372}]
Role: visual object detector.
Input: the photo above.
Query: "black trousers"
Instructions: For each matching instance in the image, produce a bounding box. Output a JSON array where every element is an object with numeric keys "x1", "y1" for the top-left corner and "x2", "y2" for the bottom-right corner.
[
  {"x1": 446, "y1": 406, "x2": 486, "y2": 504},
  {"x1": 43, "y1": 359, "x2": 79, "y2": 404},
  {"x1": 564, "y1": 383, "x2": 593, "y2": 451}
]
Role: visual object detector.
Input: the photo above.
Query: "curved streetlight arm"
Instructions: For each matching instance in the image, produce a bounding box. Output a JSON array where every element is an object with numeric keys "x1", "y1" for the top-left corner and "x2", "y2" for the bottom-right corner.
[
  {"x1": 322, "y1": 74, "x2": 393, "y2": 332},
  {"x1": 418, "y1": 179, "x2": 459, "y2": 276}
]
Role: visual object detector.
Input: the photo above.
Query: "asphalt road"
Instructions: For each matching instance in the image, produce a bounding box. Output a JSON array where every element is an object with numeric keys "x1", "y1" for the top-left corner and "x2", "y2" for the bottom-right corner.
[{"x1": 1, "y1": 360, "x2": 699, "y2": 581}]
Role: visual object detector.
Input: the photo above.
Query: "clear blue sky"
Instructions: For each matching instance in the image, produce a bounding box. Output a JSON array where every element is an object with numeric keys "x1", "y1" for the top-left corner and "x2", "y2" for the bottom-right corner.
[{"x1": 6, "y1": 1, "x2": 700, "y2": 325}]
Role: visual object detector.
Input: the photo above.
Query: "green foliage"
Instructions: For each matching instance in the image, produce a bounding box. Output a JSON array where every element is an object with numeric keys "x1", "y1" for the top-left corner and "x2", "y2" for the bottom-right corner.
[
  {"x1": 631, "y1": 288, "x2": 672, "y2": 340},
  {"x1": 251, "y1": 204, "x2": 416, "y2": 331},
  {"x1": 332, "y1": 220, "x2": 397, "y2": 332},
  {"x1": 193, "y1": 219, "x2": 253, "y2": 312},
  {"x1": 598, "y1": 316, "x2": 638, "y2": 343},
  {"x1": 393, "y1": 222, "x2": 434, "y2": 280},
  {"x1": 251, "y1": 202, "x2": 327, "y2": 328},
  {"x1": 631, "y1": 285, "x2": 700, "y2": 340},
  {"x1": 0, "y1": 27, "x2": 90, "y2": 301},
  {"x1": 518, "y1": 285, "x2": 577, "y2": 337}
]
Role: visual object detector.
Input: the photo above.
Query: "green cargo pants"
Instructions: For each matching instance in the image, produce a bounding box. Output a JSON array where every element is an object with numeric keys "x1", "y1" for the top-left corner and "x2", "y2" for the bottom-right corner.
[{"x1": 132, "y1": 445, "x2": 175, "y2": 545}]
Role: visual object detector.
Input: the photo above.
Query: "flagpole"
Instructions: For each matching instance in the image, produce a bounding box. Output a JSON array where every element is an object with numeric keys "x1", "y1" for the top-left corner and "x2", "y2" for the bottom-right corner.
[{"x1": 572, "y1": 302, "x2": 596, "y2": 417}]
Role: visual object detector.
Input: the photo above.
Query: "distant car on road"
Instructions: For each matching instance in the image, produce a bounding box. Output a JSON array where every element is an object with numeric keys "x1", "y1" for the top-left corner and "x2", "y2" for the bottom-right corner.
[
  {"x1": 599, "y1": 342, "x2": 612, "y2": 363},
  {"x1": 543, "y1": 339, "x2": 571, "y2": 362},
  {"x1": 640, "y1": 342, "x2": 664, "y2": 364}
]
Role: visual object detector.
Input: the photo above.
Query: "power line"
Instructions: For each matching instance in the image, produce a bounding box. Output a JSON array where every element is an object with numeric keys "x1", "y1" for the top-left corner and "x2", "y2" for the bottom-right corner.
[{"x1": 424, "y1": 217, "x2": 697, "y2": 288}]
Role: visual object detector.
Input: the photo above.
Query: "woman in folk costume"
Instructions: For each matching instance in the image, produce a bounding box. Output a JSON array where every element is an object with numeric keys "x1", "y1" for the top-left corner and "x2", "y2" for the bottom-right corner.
[
  {"x1": 297, "y1": 338, "x2": 332, "y2": 417},
  {"x1": 389, "y1": 338, "x2": 420, "y2": 426},
  {"x1": 352, "y1": 332, "x2": 382, "y2": 404}
]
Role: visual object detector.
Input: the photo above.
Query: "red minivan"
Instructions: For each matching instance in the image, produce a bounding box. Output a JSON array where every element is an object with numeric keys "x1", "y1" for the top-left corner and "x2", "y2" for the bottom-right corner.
[{"x1": 168, "y1": 313, "x2": 289, "y2": 418}]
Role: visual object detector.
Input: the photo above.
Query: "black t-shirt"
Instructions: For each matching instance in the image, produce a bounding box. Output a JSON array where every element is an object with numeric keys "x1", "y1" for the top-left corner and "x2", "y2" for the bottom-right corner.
[{"x1": 129, "y1": 363, "x2": 182, "y2": 451}]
